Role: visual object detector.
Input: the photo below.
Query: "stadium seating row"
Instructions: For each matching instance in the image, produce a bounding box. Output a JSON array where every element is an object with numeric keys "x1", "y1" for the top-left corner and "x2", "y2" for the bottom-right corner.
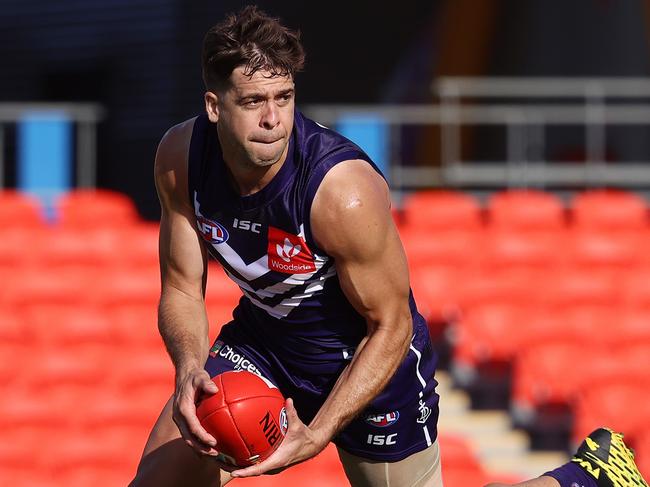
[
  {"x1": 2, "y1": 187, "x2": 650, "y2": 231},
  {"x1": 399, "y1": 188, "x2": 650, "y2": 232}
]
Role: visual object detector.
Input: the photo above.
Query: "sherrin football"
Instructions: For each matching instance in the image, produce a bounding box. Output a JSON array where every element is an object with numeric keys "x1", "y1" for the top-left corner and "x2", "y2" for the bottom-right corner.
[{"x1": 196, "y1": 370, "x2": 287, "y2": 468}]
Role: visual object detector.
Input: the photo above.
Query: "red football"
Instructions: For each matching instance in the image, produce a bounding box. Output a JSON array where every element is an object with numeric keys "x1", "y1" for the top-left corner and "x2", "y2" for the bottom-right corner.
[{"x1": 196, "y1": 370, "x2": 287, "y2": 468}]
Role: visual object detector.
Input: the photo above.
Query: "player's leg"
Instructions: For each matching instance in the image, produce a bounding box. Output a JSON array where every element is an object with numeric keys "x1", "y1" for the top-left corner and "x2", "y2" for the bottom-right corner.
[
  {"x1": 486, "y1": 427, "x2": 649, "y2": 487},
  {"x1": 485, "y1": 480, "x2": 558, "y2": 487},
  {"x1": 333, "y1": 323, "x2": 441, "y2": 486},
  {"x1": 337, "y1": 439, "x2": 443, "y2": 487},
  {"x1": 128, "y1": 394, "x2": 232, "y2": 487}
]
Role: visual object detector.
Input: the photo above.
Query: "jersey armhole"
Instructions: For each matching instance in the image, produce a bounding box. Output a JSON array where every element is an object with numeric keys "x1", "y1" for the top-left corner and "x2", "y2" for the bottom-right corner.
[
  {"x1": 302, "y1": 150, "x2": 384, "y2": 252},
  {"x1": 186, "y1": 114, "x2": 209, "y2": 208}
]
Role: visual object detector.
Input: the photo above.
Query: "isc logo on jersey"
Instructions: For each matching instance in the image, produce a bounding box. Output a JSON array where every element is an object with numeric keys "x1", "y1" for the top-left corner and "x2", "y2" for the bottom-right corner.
[
  {"x1": 197, "y1": 216, "x2": 229, "y2": 244},
  {"x1": 365, "y1": 411, "x2": 400, "y2": 428},
  {"x1": 267, "y1": 226, "x2": 316, "y2": 274}
]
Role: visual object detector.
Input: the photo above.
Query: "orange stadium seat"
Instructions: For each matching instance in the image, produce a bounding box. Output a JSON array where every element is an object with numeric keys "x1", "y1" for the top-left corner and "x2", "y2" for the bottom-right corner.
[
  {"x1": 410, "y1": 265, "x2": 471, "y2": 323},
  {"x1": 0, "y1": 189, "x2": 47, "y2": 228},
  {"x1": 34, "y1": 226, "x2": 119, "y2": 268},
  {"x1": 512, "y1": 341, "x2": 602, "y2": 413},
  {"x1": 56, "y1": 468, "x2": 133, "y2": 487},
  {"x1": 453, "y1": 269, "x2": 540, "y2": 311},
  {"x1": 479, "y1": 230, "x2": 567, "y2": 272},
  {"x1": 538, "y1": 269, "x2": 621, "y2": 308},
  {"x1": 570, "y1": 189, "x2": 649, "y2": 231},
  {"x1": 0, "y1": 308, "x2": 31, "y2": 345},
  {"x1": 0, "y1": 228, "x2": 41, "y2": 270},
  {"x1": 400, "y1": 228, "x2": 483, "y2": 270},
  {"x1": 438, "y1": 433, "x2": 483, "y2": 472},
  {"x1": 54, "y1": 188, "x2": 141, "y2": 228},
  {"x1": 400, "y1": 189, "x2": 484, "y2": 233},
  {"x1": 94, "y1": 266, "x2": 161, "y2": 307},
  {"x1": 620, "y1": 270, "x2": 650, "y2": 309},
  {"x1": 618, "y1": 309, "x2": 650, "y2": 342},
  {"x1": 24, "y1": 303, "x2": 117, "y2": 347},
  {"x1": 635, "y1": 430, "x2": 650, "y2": 481},
  {"x1": 108, "y1": 303, "x2": 161, "y2": 344},
  {"x1": 573, "y1": 379, "x2": 650, "y2": 445},
  {"x1": 109, "y1": 348, "x2": 174, "y2": 391},
  {"x1": 241, "y1": 443, "x2": 349, "y2": 486},
  {"x1": 451, "y1": 303, "x2": 555, "y2": 368},
  {"x1": 513, "y1": 339, "x2": 649, "y2": 428},
  {"x1": 81, "y1": 386, "x2": 170, "y2": 430},
  {"x1": 487, "y1": 189, "x2": 567, "y2": 232},
  {"x1": 442, "y1": 467, "x2": 490, "y2": 487},
  {"x1": 3, "y1": 267, "x2": 95, "y2": 308},
  {"x1": 566, "y1": 230, "x2": 645, "y2": 272},
  {"x1": 113, "y1": 222, "x2": 161, "y2": 270},
  {"x1": 108, "y1": 303, "x2": 163, "y2": 348}
]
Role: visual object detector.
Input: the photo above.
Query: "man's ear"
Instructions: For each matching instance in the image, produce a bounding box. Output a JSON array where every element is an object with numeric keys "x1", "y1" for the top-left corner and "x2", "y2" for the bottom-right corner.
[{"x1": 204, "y1": 91, "x2": 219, "y2": 123}]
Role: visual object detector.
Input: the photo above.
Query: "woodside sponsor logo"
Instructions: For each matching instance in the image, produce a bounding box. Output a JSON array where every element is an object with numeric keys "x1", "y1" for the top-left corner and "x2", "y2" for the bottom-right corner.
[{"x1": 267, "y1": 226, "x2": 316, "y2": 274}]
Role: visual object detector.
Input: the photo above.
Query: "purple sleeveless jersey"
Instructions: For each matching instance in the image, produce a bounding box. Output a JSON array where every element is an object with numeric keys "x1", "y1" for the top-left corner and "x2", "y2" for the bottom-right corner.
[{"x1": 188, "y1": 110, "x2": 440, "y2": 462}]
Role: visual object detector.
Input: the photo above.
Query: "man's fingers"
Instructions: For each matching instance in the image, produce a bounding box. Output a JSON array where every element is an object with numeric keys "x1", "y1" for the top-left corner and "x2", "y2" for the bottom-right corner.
[
  {"x1": 193, "y1": 372, "x2": 218, "y2": 395},
  {"x1": 284, "y1": 398, "x2": 301, "y2": 429},
  {"x1": 231, "y1": 462, "x2": 266, "y2": 478},
  {"x1": 175, "y1": 392, "x2": 218, "y2": 449},
  {"x1": 202, "y1": 377, "x2": 218, "y2": 394},
  {"x1": 178, "y1": 400, "x2": 217, "y2": 447}
]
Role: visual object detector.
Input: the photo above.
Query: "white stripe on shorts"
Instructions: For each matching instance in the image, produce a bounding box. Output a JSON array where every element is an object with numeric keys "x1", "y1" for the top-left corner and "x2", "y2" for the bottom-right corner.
[
  {"x1": 409, "y1": 343, "x2": 427, "y2": 389},
  {"x1": 423, "y1": 425, "x2": 432, "y2": 447}
]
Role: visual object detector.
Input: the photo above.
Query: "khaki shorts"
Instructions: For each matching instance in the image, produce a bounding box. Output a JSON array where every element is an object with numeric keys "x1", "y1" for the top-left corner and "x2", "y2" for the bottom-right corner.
[{"x1": 337, "y1": 439, "x2": 443, "y2": 487}]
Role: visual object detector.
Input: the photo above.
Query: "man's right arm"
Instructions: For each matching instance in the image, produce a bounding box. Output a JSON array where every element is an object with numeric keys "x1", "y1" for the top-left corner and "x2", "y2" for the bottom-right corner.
[{"x1": 154, "y1": 118, "x2": 219, "y2": 454}]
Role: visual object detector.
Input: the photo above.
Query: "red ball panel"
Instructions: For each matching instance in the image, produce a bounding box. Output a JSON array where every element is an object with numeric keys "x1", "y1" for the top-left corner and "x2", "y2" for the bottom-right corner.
[
  {"x1": 198, "y1": 404, "x2": 250, "y2": 466},
  {"x1": 229, "y1": 395, "x2": 286, "y2": 462},
  {"x1": 219, "y1": 370, "x2": 283, "y2": 403},
  {"x1": 196, "y1": 371, "x2": 287, "y2": 467}
]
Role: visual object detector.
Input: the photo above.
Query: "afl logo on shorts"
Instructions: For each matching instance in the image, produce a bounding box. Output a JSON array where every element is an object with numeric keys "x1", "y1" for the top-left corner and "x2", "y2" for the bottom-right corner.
[
  {"x1": 365, "y1": 411, "x2": 400, "y2": 428},
  {"x1": 197, "y1": 216, "x2": 229, "y2": 244}
]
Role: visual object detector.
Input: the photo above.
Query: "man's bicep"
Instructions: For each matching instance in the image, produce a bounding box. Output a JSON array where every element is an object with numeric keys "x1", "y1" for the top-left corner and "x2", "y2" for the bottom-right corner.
[
  {"x1": 311, "y1": 161, "x2": 410, "y2": 325},
  {"x1": 154, "y1": 122, "x2": 207, "y2": 299},
  {"x1": 334, "y1": 220, "x2": 410, "y2": 325},
  {"x1": 158, "y1": 203, "x2": 207, "y2": 299}
]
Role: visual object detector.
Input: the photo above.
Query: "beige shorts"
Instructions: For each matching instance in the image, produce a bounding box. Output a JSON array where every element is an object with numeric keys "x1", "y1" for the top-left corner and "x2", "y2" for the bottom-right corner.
[{"x1": 337, "y1": 439, "x2": 443, "y2": 487}]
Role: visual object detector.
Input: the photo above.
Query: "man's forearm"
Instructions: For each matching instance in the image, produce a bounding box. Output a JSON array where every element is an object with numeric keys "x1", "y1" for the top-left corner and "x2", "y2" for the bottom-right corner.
[
  {"x1": 308, "y1": 318, "x2": 411, "y2": 442},
  {"x1": 158, "y1": 286, "x2": 211, "y2": 376}
]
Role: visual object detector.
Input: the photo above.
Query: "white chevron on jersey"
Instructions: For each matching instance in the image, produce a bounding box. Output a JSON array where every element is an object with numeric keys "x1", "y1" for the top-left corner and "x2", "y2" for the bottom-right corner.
[
  {"x1": 223, "y1": 250, "x2": 336, "y2": 318},
  {"x1": 194, "y1": 193, "x2": 337, "y2": 318}
]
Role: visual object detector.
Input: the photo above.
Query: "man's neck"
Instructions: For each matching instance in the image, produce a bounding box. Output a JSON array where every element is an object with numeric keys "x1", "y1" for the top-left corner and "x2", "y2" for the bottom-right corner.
[{"x1": 223, "y1": 144, "x2": 289, "y2": 196}]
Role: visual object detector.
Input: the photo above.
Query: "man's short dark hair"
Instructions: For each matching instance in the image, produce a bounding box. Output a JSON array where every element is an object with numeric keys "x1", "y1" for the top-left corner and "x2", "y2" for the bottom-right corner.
[{"x1": 202, "y1": 5, "x2": 306, "y2": 92}]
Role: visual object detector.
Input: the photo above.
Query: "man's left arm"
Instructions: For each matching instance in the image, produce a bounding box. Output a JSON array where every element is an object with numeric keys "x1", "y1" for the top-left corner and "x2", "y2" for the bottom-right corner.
[{"x1": 231, "y1": 160, "x2": 413, "y2": 477}]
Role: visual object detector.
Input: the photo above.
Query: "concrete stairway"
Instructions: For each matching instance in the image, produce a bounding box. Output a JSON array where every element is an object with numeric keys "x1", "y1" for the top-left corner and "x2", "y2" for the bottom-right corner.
[{"x1": 436, "y1": 370, "x2": 569, "y2": 481}]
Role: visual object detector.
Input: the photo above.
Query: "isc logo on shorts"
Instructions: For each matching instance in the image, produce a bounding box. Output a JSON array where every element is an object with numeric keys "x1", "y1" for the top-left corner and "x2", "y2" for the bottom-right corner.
[
  {"x1": 366, "y1": 433, "x2": 398, "y2": 446},
  {"x1": 267, "y1": 226, "x2": 316, "y2": 274},
  {"x1": 197, "y1": 216, "x2": 229, "y2": 244}
]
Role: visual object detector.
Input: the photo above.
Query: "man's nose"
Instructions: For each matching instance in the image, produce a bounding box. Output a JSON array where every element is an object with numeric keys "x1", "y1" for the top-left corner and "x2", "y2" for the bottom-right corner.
[{"x1": 260, "y1": 102, "x2": 279, "y2": 129}]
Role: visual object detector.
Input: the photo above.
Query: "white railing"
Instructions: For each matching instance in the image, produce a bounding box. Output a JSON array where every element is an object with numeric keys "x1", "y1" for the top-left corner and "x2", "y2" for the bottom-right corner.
[
  {"x1": 303, "y1": 77, "x2": 650, "y2": 189},
  {"x1": 0, "y1": 103, "x2": 105, "y2": 188}
]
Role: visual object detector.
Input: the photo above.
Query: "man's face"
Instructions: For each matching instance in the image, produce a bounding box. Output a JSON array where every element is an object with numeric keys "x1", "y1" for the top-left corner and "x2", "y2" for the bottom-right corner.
[{"x1": 208, "y1": 67, "x2": 295, "y2": 169}]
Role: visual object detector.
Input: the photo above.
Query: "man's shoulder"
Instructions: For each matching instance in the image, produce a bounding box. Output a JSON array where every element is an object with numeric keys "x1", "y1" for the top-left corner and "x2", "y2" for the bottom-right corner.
[
  {"x1": 295, "y1": 111, "x2": 371, "y2": 167},
  {"x1": 155, "y1": 117, "x2": 199, "y2": 172},
  {"x1": 161, "y1": 116, "x2": 199, "y2": 147}
]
